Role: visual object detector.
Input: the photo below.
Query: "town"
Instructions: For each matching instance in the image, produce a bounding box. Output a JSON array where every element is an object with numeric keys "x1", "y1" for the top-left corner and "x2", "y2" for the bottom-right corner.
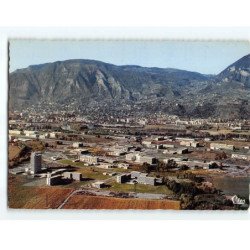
[{"x1": 8, "y1": 109, "x2": 250, "y2": 210}]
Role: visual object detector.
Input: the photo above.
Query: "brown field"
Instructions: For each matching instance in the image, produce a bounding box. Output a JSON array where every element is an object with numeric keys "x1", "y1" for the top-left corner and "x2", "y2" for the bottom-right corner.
[
  {"x1": 23, "y1": 140, "x2": 45, "y2": 151},
  {"x1": 8, "y1": 175, "x2": 73, "y2": 209},
  {"x1": 63, "y1": 195, "x2": 180, "y2": 210},
  {"x1": 8, "y1": 145, "x2": 23, "y2": 161},
  {"x1": 211, "y1": 140, "x2": 250, "y2": 147},
  {"x1": 23, "y1": 187, "x2": 73, "y2": 209},
  {"x1": 202, "y1": 129, "x2": 250, "y2": 136},
  {"x1": 189, "y1": 150, "x2": 228, "y2": 161}
]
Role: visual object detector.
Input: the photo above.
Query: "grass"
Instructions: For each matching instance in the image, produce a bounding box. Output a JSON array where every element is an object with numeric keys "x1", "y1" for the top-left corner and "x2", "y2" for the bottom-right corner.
[
  {"x1": 58, "y1": 159, "x2": 128, "y2": 180},
  {"x1": 58, "y1": 159, "x2": 87, "y2": 167},
  {"x1": 105, "y1": 181, "x2": 173, "y2": 195}
]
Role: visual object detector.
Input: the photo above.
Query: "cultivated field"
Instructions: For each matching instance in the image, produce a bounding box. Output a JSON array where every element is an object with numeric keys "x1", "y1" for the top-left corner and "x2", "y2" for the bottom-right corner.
[
  {"x1": 8, "y1": 175, "x2": 73, "y2": 209},
  {"x1": 63, "y1": 195, "x2": 180, "y2": 209}
]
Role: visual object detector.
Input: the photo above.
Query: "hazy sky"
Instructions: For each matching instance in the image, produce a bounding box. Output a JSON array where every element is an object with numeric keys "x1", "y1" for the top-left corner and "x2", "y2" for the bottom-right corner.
[{"x1": 9, "y1": 40, "x2": 250, "y2": 74}]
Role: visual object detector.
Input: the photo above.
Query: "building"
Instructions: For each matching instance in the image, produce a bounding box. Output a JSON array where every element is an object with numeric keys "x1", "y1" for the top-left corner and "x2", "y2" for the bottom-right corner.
[
  {"x1": 142, "y1": 140, "x2": 153, "y2": 148},
  {"x1": 30, "y1": 152, "x2": 42, "y2": 174},
  {"x1": 108, "y1": 149, "x2": 127, "y2": 156},
  {"x1": 231, "y1": 153, "x2": 250, "y2": 161},
  {"x1": 72, "y1": 142, "x2": 84, "y2": 148},
  {"x1": 80, "y1": 155, "x2": 98, "y2": 164},
  {"x1": 176, "y1": 137, "x2": 195, "y2": 142},
  {"x1": 49, "y1": 132, "x2": 61, "y2": 138},
  {"x1": 139, "y1": 155, "x2": 157, "y2": 165},
  {"x1": 125, "y1": 153, "x2": 139, "y2": 161},
  {"x1": 9, "y1": 129, "x2": 23, "y2": 135},
  {"x1": 180, "y1": 141, "x2": 199, "y2": 147},
  {"x1": 163, "y1": 147, "x2": 188, "y2": 155},
  {"x1": 131, "y1": 171, "x2": 141, "y2": 179},
  {"x1": 46, "y1": 174, "x2": 62, "y2": 186},
  {"x1": 96, "y1": 163, "x2": 115, "y2": 169},
  {"x1": 24, "y1": 130, "x2": 39, "y2": 137},
  {"x1": 137, "y1": 174, "x2": 156, "y2": 186},
  {"x1": 116, "y1": 171, "x2": 160, "y2": 186},
  {"x1": 72, "y1": 172, "x2": 82, "y2": 181},
  {"x1": 157, "y1": 144, "x2": 175, "y2": 149},
  {"x1": 117, "y1": 173, "x2": 131, "y2": 183},
  {"x1": 63, "y1": 172, "x2": 82, "y2": 181},
  {"x1": 92, "y1": 181, "x2": 105, "y2": 189},
  {"x1": 63, "y1": 172, "x2": 73, "y2": 179},
  {"x1": 117, "y1": 163, "x2": 130, "y2": 169},
  {"x1": 210, "y1": 143, "x2": 235, "y2": 151}
]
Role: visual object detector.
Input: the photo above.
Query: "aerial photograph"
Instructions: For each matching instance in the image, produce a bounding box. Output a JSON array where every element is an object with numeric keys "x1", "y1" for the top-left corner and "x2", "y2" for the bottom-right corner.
[{"x1": 8, "y1": 40, "x2": 250, "y2": 210}]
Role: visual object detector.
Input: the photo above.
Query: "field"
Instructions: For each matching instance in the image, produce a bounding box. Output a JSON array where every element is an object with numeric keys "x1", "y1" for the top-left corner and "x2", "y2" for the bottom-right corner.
[
  {"x1": 8, "y1": 175, "x2": 73, "y2": 209},
  {"x1": 58, "y1": 159, "x2": 89, "y2": 167},
  {"x1": 105, "y1": 182, "x2": 173, "y2": 195},
  {"x1": 58, "y1": 159, "x2": 127, "y2": 180},
  {"x1": 23, "y1": 140, "x2": 45, "y2": 151},
  {"x1": 8, "y1": 145, "x2": 23, "y2": 161},
  {"x1": 63, "y1": 195, "x2": 180, "y2": 209},
  {"x1": 202, "y1": 129, "x2": 250, "y2": 136}
]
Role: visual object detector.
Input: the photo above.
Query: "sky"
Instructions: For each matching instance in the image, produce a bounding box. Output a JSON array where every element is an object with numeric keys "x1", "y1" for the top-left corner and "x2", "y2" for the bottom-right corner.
[{"x1": 9, "y1": 40, "x2": 250, "y2": 74}]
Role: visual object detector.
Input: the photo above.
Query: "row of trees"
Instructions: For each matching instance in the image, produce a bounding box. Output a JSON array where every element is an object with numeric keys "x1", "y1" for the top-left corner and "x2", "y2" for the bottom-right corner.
[{"x1": 140, "y1": 159, "x2": 178, "y2": 173}]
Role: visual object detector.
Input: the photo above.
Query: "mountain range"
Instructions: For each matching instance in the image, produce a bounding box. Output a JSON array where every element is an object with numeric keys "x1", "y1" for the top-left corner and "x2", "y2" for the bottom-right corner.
[{"x1": 9, "y1": 54, "x2": 250, "y2": 119}]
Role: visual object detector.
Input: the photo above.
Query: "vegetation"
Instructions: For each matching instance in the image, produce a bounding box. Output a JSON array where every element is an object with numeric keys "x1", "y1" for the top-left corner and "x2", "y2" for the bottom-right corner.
[{"x1": 106, "y1": 181, "x2": 173, "y2": 195}]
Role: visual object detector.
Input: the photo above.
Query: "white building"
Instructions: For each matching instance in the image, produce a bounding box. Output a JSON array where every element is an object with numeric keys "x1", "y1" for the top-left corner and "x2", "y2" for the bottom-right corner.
[{"x1": 80, "y1": 155, "x2": 98, "y2": 164}]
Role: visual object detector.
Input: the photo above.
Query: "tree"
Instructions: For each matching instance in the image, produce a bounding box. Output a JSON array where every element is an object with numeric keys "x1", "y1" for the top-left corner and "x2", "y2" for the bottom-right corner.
[
  {"x1": 141, "y1": 162, "x2": 151, "y2": 173},
  {"x1": 165, "y1": 159, "x2": 177, "y2": 171}
]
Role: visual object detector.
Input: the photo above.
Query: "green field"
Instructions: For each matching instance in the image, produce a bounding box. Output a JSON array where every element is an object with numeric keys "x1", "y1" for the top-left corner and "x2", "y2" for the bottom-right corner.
[
  {"x1": 58, "y1": 159, "x2": 128, "y2": 180},
  {"x1": 105, "y1": 181, "x2": 173, "y2": 195},
  {"x1": 58, "y1": 159, "x2": 87, "y2": 167}
]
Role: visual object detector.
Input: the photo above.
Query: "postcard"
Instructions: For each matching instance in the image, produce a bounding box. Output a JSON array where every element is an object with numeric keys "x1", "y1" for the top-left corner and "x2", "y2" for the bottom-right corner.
[{"x1": 8, "y1": 39, "x2": 250, "y2": 210}]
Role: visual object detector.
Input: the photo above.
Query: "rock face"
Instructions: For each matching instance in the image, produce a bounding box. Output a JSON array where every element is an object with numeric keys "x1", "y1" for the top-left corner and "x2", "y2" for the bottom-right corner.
[
  {"x1": 9, "y1": 54, "x2": 250, "y2": 119},
  {"x1": 218, "y1": 54, "x2": 250, "y2": 87}
]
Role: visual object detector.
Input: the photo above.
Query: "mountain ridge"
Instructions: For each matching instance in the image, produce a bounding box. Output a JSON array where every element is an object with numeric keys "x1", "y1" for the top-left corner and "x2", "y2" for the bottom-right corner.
[{"x1": 9, "y1": 54, "x2": 250, "y2": 119}]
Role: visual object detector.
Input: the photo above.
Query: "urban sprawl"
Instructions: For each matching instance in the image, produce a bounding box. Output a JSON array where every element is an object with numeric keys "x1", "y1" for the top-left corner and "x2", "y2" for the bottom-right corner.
[{"x1": 8, "y1": 108, "x2": 250, "y2": 210}]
